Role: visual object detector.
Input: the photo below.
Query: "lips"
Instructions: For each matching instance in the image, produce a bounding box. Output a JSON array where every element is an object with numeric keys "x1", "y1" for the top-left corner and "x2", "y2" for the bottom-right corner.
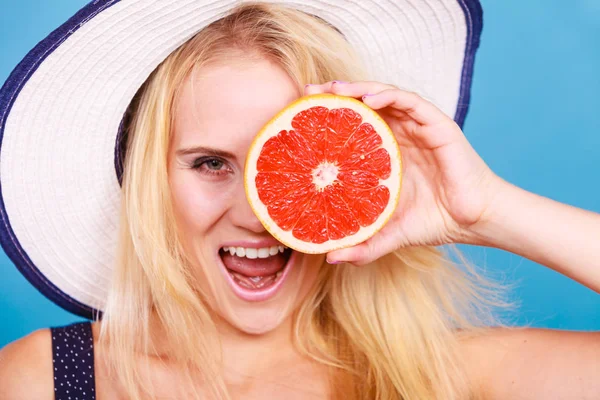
[{"x1": 217, "y1": 245, "x2": 294, "y2": 302}]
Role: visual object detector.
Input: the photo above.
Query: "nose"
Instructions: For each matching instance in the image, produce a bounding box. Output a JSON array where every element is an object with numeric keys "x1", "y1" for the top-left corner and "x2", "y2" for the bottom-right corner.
[{"x1": 229, "y1": 184, "x2": 266, "y2": 234}]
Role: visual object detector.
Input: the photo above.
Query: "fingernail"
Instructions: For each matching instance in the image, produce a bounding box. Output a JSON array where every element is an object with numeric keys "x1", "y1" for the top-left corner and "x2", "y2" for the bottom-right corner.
[
  {"x1": 362, "y1": 94, "x2": 374, "y2": 99},
  {"x1": 332, "y1": 81, "x2": 347, "y2": 85},
  {"x1": 327, "y1": 258, "x2": 343, "y2": 264}
]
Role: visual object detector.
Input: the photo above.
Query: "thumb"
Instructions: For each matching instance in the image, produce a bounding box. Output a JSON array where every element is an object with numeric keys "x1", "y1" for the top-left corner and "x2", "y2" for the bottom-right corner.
[
  {"x1": 326, "y1": 242, "x2": 370, "y2": 266},
  {"x1": 327, "y1": 236, "x2": 395, "y2": 266}
]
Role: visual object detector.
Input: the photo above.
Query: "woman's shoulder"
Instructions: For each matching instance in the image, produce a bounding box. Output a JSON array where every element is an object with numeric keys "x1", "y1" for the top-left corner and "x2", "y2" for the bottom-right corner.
[
  {"x1": 0, "y1": 327, "x2": 54, "y2": 400},
  {"x1": 0, "y1": 321, "x2": 96, "y2": 400}
]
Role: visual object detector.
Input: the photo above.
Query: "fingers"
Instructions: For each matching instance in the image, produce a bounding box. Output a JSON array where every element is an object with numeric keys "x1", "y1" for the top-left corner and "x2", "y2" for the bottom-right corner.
[
  {"x1": 363, "y1": 88, "x2": 450, "y2": 126},
  {"x1": 304, "y1": 81, "x2": 450, "y2": 126},
  {"x1": 304, "y1": 81, "x2": 336, "y2": 95},
  {"x1": 304, "y1": 80, "x2": 394, "y2": 97}
]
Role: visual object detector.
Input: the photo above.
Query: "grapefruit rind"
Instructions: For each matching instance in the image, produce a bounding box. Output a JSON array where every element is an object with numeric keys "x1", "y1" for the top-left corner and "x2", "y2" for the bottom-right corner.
[{"x1": 245, "y1": 94, "x2": 402, "y2": 254}]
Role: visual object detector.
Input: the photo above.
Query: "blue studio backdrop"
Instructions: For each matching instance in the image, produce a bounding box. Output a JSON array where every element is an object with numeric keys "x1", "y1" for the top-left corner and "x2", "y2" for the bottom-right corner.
[{"x1": 1, "y1": 0, "x2": 599, "y2": 347}]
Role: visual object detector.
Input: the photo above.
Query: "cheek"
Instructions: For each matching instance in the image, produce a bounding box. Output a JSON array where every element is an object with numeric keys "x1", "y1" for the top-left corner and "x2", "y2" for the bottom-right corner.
[
  {"x1": 170, "y1": 172, "x2": 231, "y2": 232},
  {"x1": 293, "y1": 254, "x2": 325, "y2": 298}
]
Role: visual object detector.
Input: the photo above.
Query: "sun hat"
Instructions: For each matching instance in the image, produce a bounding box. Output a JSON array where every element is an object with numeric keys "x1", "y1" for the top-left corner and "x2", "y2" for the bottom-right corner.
[{"x1": 0, "y1": 0, "x2": 483, "y2": 319}]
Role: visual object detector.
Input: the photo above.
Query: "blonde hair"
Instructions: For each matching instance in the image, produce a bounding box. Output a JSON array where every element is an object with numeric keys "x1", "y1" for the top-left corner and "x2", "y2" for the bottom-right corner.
[{"x1": 101, "y1": 2, "x2": 516, "y2": 399}]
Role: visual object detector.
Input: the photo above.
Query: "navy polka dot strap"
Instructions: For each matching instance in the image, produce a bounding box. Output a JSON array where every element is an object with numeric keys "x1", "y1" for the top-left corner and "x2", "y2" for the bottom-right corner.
[{"x1": 51, "y1": 322, "x2": 96, "y2": 400}]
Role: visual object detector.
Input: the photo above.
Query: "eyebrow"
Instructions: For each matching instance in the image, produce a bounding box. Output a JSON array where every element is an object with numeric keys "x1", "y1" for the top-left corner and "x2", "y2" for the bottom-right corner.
[{"x1": 176, "y1": 145, "x2": 237, "y2": 159}]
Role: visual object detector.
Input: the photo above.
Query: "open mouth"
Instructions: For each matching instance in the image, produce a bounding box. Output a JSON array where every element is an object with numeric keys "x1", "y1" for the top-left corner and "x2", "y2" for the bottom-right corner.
[{"x1": 218, "y1": 244, "x2": 294, "y2": 302}]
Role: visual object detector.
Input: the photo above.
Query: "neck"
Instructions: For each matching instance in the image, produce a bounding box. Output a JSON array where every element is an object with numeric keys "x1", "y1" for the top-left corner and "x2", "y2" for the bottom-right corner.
[
  {"x1": 145, "y1": 308, "x2": 314, "y2": 388},
  {"x1": 215, "y1": 314, "x2": 300, "y2": 381}
]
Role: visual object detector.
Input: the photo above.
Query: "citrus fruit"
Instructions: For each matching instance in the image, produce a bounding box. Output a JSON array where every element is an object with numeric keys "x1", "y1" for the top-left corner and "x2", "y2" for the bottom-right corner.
[{"x1": 245, "y1": 94, "x2": 402, "y2": 254}]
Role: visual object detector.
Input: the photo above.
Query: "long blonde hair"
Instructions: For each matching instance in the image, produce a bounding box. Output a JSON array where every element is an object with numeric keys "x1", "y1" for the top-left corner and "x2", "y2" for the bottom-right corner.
[{"x1": 101, "y1": 3, "x2": 516, "y2": 399}]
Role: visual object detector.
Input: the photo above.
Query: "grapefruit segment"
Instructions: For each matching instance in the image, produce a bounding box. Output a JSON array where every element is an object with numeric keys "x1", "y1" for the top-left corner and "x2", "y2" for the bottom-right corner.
[
  {"x1": 255, "y1": 172, "x2": 313, "y2": 205},
  {"x1": 337, "y1": 170, "x2": 380, "y2": 190},
  {"x1": 292, "y1": 194, "x2": 328, "y2": 244},
  {"x1": 267, "y1": 193, "x2": 314, "y2": 231},
  {"x1": 291, "y1": 106, "x2": 329, "y2": 160},
  {"x1": 257, "y1": 134, "x2": 315, "y2": 173},
  {"x1": 245, "y1": 94, "x2": 402, "y2": 254},
  {"x1": 326, "y1": 108, "x2": 363, "y2": 159},
  {"x1": 339, "y1": 147, "x2": 392, "y2": 179},
  {"x1": 337, "y1": 123, "x2": 382, "y2": 162},
  {"x1": 343, "y1": 186, "x2": 391, "y2": 227},
  {"x1": 326, "y1": 185, "x2": 360, "y2": 240},
  {"x1": 278, "y1": 129, "x2": 320, "y2": 169}
]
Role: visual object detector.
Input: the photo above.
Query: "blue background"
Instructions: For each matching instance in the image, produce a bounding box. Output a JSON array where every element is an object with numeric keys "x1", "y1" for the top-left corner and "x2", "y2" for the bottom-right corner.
[{"x1": 1, "y1": 0, "x2": 599, "y2": 347}]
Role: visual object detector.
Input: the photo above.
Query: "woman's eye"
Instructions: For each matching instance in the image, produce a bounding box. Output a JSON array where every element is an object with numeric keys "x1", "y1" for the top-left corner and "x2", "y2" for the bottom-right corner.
[
  {"x1": 191, "y1": 157, "x2": 232, "y2": 177},
  {"x1": 206, "y1": 159, "x2": 224, "y2": 170}
]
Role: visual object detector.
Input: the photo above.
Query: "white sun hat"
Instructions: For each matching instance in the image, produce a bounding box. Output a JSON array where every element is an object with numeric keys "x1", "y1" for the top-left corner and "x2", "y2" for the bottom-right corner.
[{"x1": 0, "y1": 0, "x2": 483, "y2": 318}]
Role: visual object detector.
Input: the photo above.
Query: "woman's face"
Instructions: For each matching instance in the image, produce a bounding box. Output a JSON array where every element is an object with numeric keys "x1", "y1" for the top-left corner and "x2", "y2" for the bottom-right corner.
[{"x1": 168, "y1": 56, "x2": 324, "y2": 335}]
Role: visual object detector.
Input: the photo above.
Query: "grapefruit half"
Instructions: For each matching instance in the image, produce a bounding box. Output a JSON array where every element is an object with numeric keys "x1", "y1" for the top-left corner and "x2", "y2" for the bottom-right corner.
[{"x1": 245, "y1": 94, "x2": 402, "y2": 254}]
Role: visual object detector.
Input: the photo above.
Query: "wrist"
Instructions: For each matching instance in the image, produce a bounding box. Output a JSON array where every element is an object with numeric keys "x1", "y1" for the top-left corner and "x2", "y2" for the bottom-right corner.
[{"x1": 459, "y1": 177, "x2": 519, "y2": 248}]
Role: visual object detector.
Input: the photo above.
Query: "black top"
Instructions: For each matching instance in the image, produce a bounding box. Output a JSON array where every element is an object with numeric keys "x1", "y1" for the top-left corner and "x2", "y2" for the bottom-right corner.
[{"x1": 50, "y1": 322, "x2": 96, "y2": 399}]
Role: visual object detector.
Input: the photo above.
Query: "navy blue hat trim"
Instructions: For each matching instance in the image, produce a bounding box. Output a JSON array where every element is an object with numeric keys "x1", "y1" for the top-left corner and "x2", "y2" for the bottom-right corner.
[
  {"x1": 455, "y1": 0, "x2": 483, "y2": 128},
  {"x1": 0, "y1": 0, "x2": 483, "y2": 319}
]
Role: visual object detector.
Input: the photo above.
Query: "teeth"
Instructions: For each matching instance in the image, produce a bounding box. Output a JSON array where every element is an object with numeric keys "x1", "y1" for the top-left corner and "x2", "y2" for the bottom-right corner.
[
  {"x1": 222, "y1": 245, "x2": 287, "y2": 258},
  {"x1": 257, "y1": 248, "x2": 270, "y2": 258},
  {"x1": 246, "y1": 248, "x2": 258, "y2": 259}
]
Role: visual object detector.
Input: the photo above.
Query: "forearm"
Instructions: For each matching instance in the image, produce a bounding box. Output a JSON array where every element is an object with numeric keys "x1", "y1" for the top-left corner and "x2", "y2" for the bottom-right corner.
[{"x1": 466, "y1": 180, "x2": 600, "y2": 293}]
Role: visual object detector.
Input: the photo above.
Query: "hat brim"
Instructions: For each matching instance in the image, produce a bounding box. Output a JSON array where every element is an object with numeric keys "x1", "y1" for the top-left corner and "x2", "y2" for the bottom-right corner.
[{"x1": 0, "y1": 0, "x2": 483, "y2": 319}]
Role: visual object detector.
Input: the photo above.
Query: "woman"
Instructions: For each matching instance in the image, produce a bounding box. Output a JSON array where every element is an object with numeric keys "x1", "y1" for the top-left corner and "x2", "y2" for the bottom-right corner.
[{"x1": 0, "y1": 1, "x2": 598, "y2": 399}]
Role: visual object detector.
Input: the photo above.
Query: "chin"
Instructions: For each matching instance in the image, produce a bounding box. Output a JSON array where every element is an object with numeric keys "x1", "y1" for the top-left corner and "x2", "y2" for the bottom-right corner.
[{"x1": 227, "y1": 308, "x2": 290, "y2": 335}]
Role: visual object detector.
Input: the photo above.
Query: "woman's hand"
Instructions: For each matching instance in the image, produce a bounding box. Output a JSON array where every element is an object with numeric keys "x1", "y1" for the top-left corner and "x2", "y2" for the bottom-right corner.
[{"x1": 304, "y1": 81, "x2": 507, "y2": 265}]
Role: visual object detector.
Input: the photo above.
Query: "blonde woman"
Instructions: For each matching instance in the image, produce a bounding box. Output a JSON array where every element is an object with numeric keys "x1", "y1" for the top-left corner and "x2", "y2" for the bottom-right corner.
[{"x1": 0, "y1": 1, "x2": 598, "y2": 399}]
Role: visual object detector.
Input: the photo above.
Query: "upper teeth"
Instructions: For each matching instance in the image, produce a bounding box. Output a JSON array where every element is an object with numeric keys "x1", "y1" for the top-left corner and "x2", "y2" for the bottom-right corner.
[{"x1": 223, "y1": 246, "x2": 286, "y2": 259}]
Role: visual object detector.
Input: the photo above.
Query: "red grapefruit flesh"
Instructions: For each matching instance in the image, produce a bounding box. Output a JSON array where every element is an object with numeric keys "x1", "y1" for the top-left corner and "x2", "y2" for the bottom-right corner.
[{"x1": 245, "y1": 94, "x2": 402, "y2": 254}]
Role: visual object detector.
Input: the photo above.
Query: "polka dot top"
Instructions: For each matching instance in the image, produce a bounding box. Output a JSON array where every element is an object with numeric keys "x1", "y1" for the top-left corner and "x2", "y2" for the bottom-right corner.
[{"x1": 51, "y1": 322, "x2": 96, "y2": 400}]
